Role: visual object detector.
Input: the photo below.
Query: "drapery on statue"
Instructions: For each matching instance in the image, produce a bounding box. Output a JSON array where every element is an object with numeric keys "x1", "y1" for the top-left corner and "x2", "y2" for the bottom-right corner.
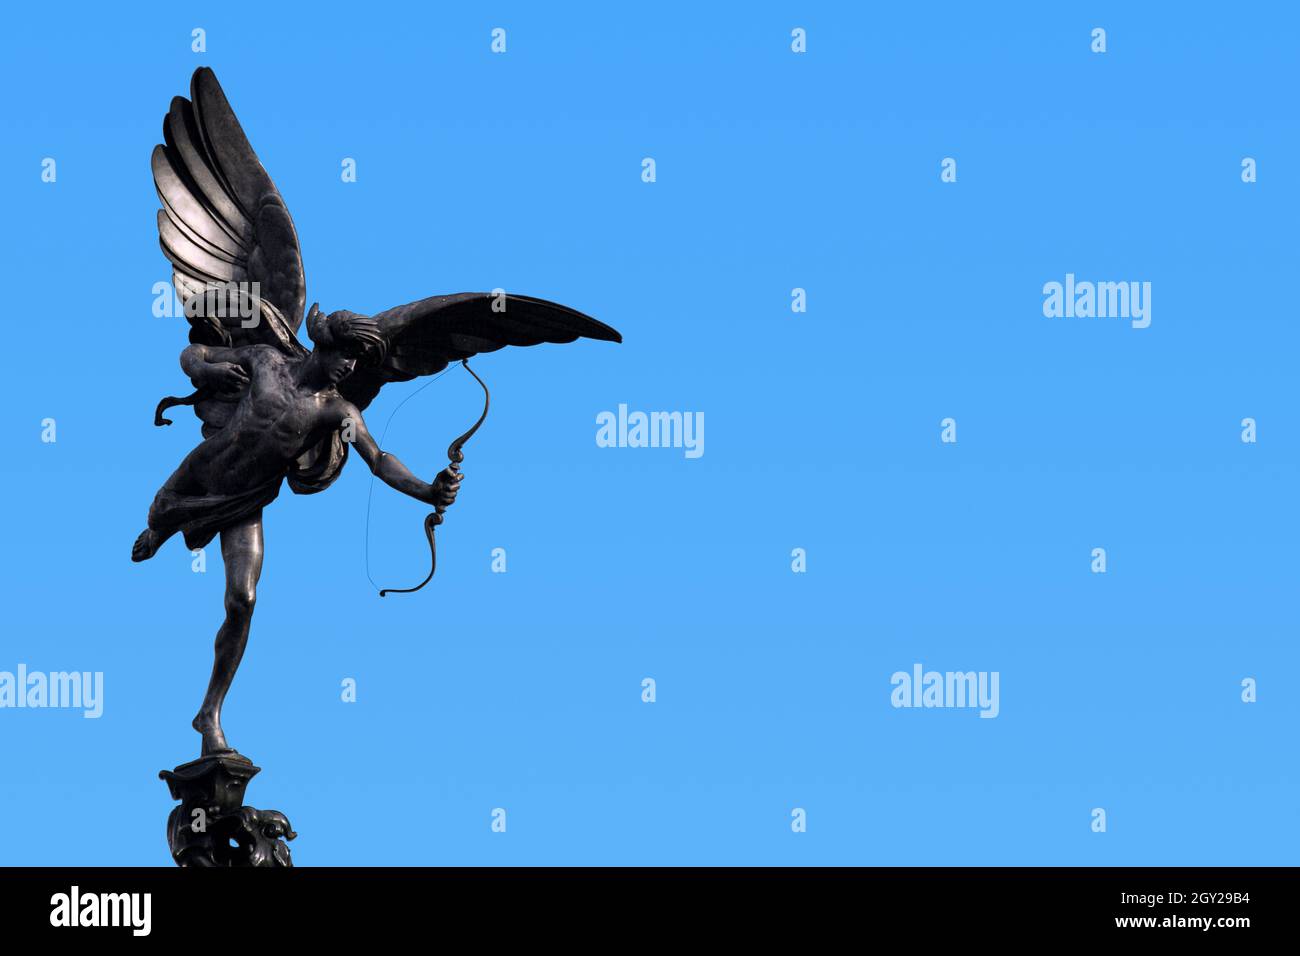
[{"x1": 136, "y1": 68, "x2": 621, "y2": 760}]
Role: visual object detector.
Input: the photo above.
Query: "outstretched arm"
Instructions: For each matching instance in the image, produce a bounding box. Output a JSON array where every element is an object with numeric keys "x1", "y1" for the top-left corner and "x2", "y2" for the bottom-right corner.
[{"x1": 338, "y1": 401, "x2": 461, "y2": 508}]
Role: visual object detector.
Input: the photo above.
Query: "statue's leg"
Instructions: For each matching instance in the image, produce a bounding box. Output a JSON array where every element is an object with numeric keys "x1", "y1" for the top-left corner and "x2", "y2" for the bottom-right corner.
[
  {"x1": 133, "y1": 463, "x2": 203, "y2": 562},
  {"x1": 193, "y1": 511, "x2": 264, "y2": 756}
]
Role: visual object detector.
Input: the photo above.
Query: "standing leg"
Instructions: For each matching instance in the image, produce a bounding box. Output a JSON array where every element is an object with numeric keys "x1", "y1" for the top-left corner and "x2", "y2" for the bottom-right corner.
[{"x1": 193, "y1": 511, "x2": 264, "y2": 756}]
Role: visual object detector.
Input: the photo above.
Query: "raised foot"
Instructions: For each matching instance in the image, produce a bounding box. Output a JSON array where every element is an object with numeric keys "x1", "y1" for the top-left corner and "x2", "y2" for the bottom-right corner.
[{"x1": 131, "y1": 528, "x2": 161, "y2": 563}]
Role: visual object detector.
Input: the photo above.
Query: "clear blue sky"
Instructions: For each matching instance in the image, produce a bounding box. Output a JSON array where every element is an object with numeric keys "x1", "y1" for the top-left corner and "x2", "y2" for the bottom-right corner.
[{"x1": 0, "y1": 2, "x2": 1295, "y2": 865}]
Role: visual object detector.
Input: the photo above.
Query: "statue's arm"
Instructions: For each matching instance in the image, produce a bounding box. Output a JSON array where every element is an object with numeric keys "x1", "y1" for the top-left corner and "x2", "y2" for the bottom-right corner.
[
  {"x1": 340, "y1": 402, "x2": 459, "y2": 508},
  {"x1": 180, "y1": 344, "x2": 256, "y2": 391}
]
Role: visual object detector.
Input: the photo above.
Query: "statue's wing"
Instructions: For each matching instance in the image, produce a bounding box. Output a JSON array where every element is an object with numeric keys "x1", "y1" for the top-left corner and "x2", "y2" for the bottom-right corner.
[
  {"x1": 337, "y1": 293, "x2": 622, "y2": 411},
  {"x1": 152, "y1": 67, "x2": 307, "y2": 356}
]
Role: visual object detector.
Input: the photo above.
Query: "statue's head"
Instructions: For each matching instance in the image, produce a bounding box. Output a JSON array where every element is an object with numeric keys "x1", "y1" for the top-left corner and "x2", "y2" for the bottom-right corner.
[{"x1": 306, "y1": 304, "x2": 387, "y2": 384}]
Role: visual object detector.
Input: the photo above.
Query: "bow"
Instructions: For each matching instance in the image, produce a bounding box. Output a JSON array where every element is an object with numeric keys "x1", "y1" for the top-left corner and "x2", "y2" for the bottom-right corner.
[{"x1": 377, "y1": 360, "x2": 490, "y2": 597}]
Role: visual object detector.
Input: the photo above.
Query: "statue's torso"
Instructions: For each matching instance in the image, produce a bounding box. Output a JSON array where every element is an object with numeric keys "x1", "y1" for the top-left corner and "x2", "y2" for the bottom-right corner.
[{"x1": 188, "y1": 348, "x2": 340, "y2": 494}]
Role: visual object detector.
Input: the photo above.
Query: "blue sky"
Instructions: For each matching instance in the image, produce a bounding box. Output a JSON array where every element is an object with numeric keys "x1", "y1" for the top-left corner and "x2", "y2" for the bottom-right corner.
[{"x1": 0, "y1": 2, "x2": 1295, "y2": 865}]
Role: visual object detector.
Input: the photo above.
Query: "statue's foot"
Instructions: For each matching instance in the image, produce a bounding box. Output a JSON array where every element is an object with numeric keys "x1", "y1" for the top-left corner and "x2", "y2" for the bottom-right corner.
[
  {"x1": 131, "y1": 528, "x2": 161, "y2": 562},
  {"x1": 192, "y1": 712, "x2": 235, "y2": 757}
]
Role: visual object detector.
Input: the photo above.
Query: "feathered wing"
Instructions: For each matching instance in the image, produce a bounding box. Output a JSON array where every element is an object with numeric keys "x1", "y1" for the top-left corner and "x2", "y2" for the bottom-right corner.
[
  {"x1": 153, "y1": 66, "x2": 307, "y2": 355},
  {"x1": 337, "y1": 293, "x2": 623, "y2": 411},
  {"x1": 152, "y1": 67, "x2": 344, "y2": 493}
]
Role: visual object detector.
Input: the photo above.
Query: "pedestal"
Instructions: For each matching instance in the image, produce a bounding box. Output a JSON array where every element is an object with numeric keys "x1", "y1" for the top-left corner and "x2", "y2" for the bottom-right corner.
[{"x1": 159, "y1": 753, "x2": 296, "y2": 867}]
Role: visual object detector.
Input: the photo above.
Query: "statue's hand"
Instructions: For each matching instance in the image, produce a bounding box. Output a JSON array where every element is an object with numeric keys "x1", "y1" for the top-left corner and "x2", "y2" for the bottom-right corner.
[
  {"x1": 430, "y1": 465, "x2": 463, "y2": 511},
  {"x1": 202, "y1": 361, "x2": 250, "y2": 394}
]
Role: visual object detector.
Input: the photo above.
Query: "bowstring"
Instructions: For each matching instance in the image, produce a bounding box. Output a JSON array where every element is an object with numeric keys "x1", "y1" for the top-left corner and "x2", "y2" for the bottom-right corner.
[{"x1": 363, "y1": 365, "x2": 457, "y2": 591}]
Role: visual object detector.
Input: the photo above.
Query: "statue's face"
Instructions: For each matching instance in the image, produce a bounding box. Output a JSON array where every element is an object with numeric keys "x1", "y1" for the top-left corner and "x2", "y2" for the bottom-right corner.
[{"x1": 318, "y1": 349, "x2": 357, "y2": 384}]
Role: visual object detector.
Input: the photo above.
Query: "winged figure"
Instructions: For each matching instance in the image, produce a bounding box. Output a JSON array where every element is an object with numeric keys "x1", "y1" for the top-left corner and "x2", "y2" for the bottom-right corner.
[{"x1": 134, "y1": 68, "x2": 620, "y2": 757}]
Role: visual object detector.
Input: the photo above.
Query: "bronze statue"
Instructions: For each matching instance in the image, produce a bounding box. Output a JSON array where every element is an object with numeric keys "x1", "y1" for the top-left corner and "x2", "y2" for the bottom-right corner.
[{"x1": 138, "y1": 69, "x2": 619, "y2": 863}]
